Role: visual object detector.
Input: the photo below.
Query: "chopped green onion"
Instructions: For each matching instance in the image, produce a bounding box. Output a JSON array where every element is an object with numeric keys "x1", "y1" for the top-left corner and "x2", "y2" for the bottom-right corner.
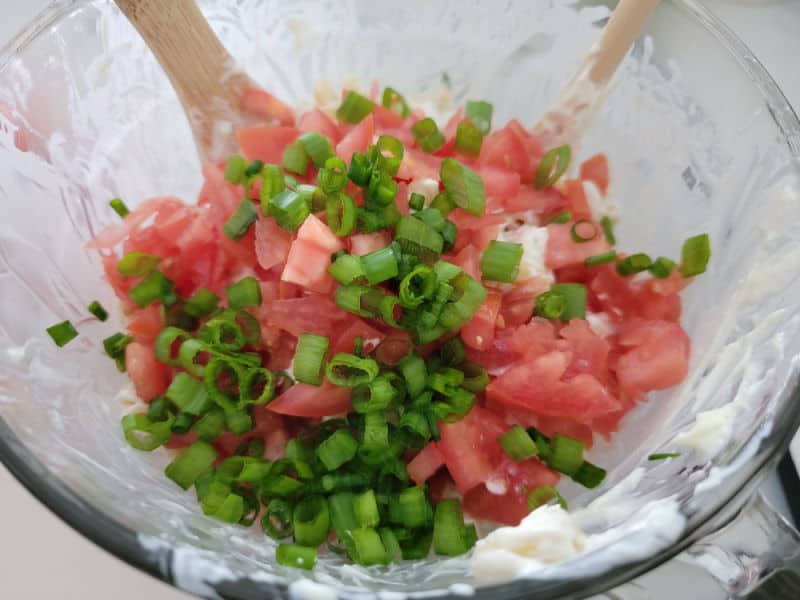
[
  {"x1": 535, "y1": 290, "x2": 566, "y2": 319},
  {"x1": 415, "y1": 207, "x2": 446, "y2": 232},
  {"x1": 170, "y1": 411, "x2": 194, "y2": 435},
  {"x1": 165, "y1": 441, "x2": 217, "y2": 490},
  {"x1": 204, "y1": 357, "x2": 245, "y2": 411},
  {"x1": 276, "y1": 544, "x2": 317, "y2": 570},
  {"x1": 379, "y1": 295, "x2": 403, "y2": 328},
  {"x1": 461, "y1": 362, "x2": 489, "y2": 392},
  {"x1": 117, "y1": 251, "x2": 160, "y2": 276},
  {"x1": 430, "y1": 192, "x2": 455, "y2": 217},
  {"x1": 585, "y1": 251, "x2": 618, "y2": 267},
  {"x1": 352, "y1": 378, "x2": 395, "y2": 415},
  {"x1": 480, "y1": 240, "x2": 523, "y2": 283},
  {"x1": 679, "y1": 233, "x2": 711, "y2": 277},
  {"x1": 184, "y1": 288, "x2": 219, "y2": 318},
  {"x1": 154, "y1": 326, "x2": 191, "y2": 366},
  {"x1": 409, "y1": 192, "x2": 425, "y2": 212},
  {"x1": 440, "y1": 158, "x2": 486, "y2": 216},
  {"x1": 366, "y1": 169, "x2": 399, "y2": 207},
  {"x1": 550, "y1": 283, "x2": 587, "y2": 320},
  {"x1": 454, "y1": 120, "x2": 483, "y2": 156},
  {"x1": 328, "y1": 253, "x2": 365, "y2": 285},
  {"x1": 441, "y1": 221, "x2": 457, "y2": 253},
  {"x1": 109, "y1": 197, "x2": 129, "y2": 218},
  {"x1": 359, "y1": 411, "x2": 391, "y2": 464},
  {"x1": 348, "y1": 152, "x2": 371, "y2": 186},
  {"x1": 548, "y1": 433, "x2": 585, "y2": 476},
  {"x1": 199, "y1": 317, "x2": 245, "y2": 352},
  {"x1": 438, "y1": 276, "x2": 487, "y2": 331},
  {"x1": 399, "y1": 265, "x2": 437, "y2": 308},
  {"x1": 223, "y1": 199, "x2": 258, "y2": 240},
  {"x1": 261, "y1": 498, "x2": 294, "y2": 539},
  {"x1": 226, "y1": 276, "x2": 261, "y2": 309},
  {"x1": 167, "y1": 372, "x2": 211, "y2": 415},
  {"x1": 428, "y1": 368, "x2": 464, "y2": 397},
  {"x1": 298, "y1": 131, "x2": 335, "y2": 169},
  {"x1": 193, "y1": 406, "x2": 226, "y2": 440},
  {"x1": 326, "y1": 353, "x2": 380, "y2": 387},
  {"x1": 411, "y1": 118, "x2": 446, "y2": 153},
  {"x1": 147, "y1": 396, "x2": 171, "y2": 422},
  {"x1": 293, "y1": 333, "x2": 330, "y2": 386},
  {"x1": 374, "y1": 135, "x2": 404, "y2": 176},
  {"x1": 616, "y1": 253, "x2": 653, "y2": 276},
  {"x1": 328, "y1": 492, "x2": 359, "y2": 541},
  {"x1": 438, "y1": 337, "x2": 465, "y2": 367},
  {"x1": 240, "y1": 367, "x2": 275, "y2": 406},
  {"x1": 260, "y1": 474, "x2": 304, "y2": 498},
  {"x1": 318, "y1": 156, "x2": 348, "y2": 194},
  {"x1": 129, "y1": 269, "x2": 176, "y2": 308},
  {"x1": 397, "y1": 528, "x2": 433, "y2": 560},
  {"x1": 325, "y1": 192, "x2": 356, "y2": 237},
  {"x1": 528, "y1": 485, "x2": 567, "y2": 510},
  {"x1": 399, "y1": 352, "x2": 427, "y2": 398},
  {"x1": 394, "y1": 215, "x2": 443, "y2": 261},
  {"x1": 103, "y1": 332, "x2": 133, "y2": 371},
  {"x1": 316, "y1": 429, "x2": 358, "y2": 471},
  {"x1": 548, "y1": 210, "x2": 572, "y2": 224},
  {"x1": 259, "y1": 163, "x2": 286, "y2": 210},
  {"x1": 88, "y1": 300, "x2": 109, "y2": 321},
  {"x1": 382, "y1": 87, "x2": 411, "y2": 117},
  {"x1": 337, "y1": 91, "x2": 375, "y2": 124},
  {"x1": 393, "y1": 486, "x2": 432, "y2": 528},
  {"x1": 46, "y1": 320, "x2": 78, "y2": 347},
  {"x1": 465, "y1": 100, "x2": 493, "y2": 135},
  {"x1": 268, "y1": 189, "x2": 310, "y2": 232},
  {"x1": 650, "y1": 256, "x2": 676, "y2": 279},
  {"x1": 361, "y1": 246, "x2": 399, "y2": 285},
  {"x1": 353, "y1": 489, "x2": 381, "y2": 528},
  {"x1": 224, "y1": 154, "x2": 247, "y2": 184},
  {"x1": 334, "y1": 285, "x2": 378, "y2": 317},
  {"x1": 434, "y1": 260, "x2": 462, "y2": 282},
  {"x1": 293, "y1": 495, "x2": 331, "y2": 546},
  {"x1": 245, "y1": 160, "x2": 265, "y2": 177},
  {"x1": 121, "y1": 413, "x2": 172, "y2": 451},
  {"x1": 225, "y1": 408, "x2": 253, "y2": 435},
  {"x1": 236, "y1": 437, "x2": 266, "y2": 458},
  {"x1": 399, "y1": 411, "x2": 431, "y2": 441},
  {"x1": 648, "y1": 452, "x2": 681, "y2": 461},
  {"x1": 535, "y1": 145, "x2": 571, "y2": 189},
  {"x1": 379, "y1": 528, "x2": 403, "y2": 563},
  {"x1": 600, "y1": 216, "x2": 616, "y2": 245},
  {"x1": 346, "y1": 527, "x2": 388, "y2": 566},
  {"x1": 282, "y1": 140, "x2": 309, "y2": 175},
  {"x1": 572, "y1": 461, "x2": 606, "y2": 488},
  {"x1": 499, "y1": 425, "x2": 539, "y2": 461},
  {"x1": 433, "y1": 499, "x2": 473, "y2": 556},
  {"x1": 570, "y1": 219, "x2": 599, "y2": 243}
]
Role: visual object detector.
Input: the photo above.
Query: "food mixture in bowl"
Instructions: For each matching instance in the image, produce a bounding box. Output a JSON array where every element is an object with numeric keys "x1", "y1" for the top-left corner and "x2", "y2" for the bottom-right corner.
[{"x1": 47, "y1": 85, "x2": 709, "y2": 572}]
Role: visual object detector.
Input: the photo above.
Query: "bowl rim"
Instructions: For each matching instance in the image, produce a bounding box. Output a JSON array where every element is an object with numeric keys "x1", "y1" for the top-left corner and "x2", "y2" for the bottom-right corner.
[{"x1": 1, "y1": 0, "x2": 800, "y2": 598}]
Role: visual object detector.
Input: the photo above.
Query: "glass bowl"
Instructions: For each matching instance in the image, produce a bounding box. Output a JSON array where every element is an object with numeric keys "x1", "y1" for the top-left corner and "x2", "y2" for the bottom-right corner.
[{"x1": 1, "y1": 1, "x2": 800, "y2": 598}]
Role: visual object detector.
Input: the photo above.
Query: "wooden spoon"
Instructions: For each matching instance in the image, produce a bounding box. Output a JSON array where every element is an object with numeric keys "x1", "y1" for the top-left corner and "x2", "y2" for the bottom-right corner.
[
  {"x1": 533, "y1": 0, "x2": 660, "y2": 146},
  {"x1": 114, "y1": 0, "x2": 293, "y2": 163}
]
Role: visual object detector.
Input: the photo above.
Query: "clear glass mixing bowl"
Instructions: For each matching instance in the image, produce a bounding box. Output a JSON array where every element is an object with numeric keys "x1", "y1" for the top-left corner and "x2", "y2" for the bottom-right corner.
[{"x1": 1, "y1": 1, "x2": 800, "y2": 598}]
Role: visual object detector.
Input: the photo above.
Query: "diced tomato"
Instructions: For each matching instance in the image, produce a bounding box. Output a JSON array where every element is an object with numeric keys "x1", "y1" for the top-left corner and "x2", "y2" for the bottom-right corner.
[
  {"x1": 506, "y1": 318, "x2": 559, "y2": 358},
  {"x1": 438, "y1": 410, "x2": 494, "y2": 493},
  {"x1": 563, "y1": 179, "x2": 592, "y2": 220},
  {"x1": 461, "y1": 289, "x2": 502, "y2": 351},
  {"x1": 372, "y1": 105, "x2": 404, "y2": 129},
  {"x1": 448, "y1": 244, "x2": 481, "y2": 281},
  {"x1": 299, "y1": 108, "x2": 341, "y2": 143},
  {"x1": 126, "y1": 306, "x2": 163, "y2": 344},
  {"x1": 407, "y1": 442, "x2": 445, "y2": 485},
  {"x1": 559, "y1": 318, "x2": 611, "y2": 382},
  {"x1": 397, "y1": 148, "x2": 441, "y2": 181},
  {"x1": 281, "y1": 238, "x2": 335, "y2": 294},
  {"x1": 545, "y1": 222, "x2": 611, "y2": 270},
  {"x1": 89, "y1": 197, "x2": 189, "y2": 250},
  {"x1": 462, "y1": 458, "x2": 559, "y2": 525},
  {"x1": 165, "y1": 431, "x2": 198, "y2": 449},
  {"x1": 478, "y1": 166, "x2": 521, "y2": 200},
  {"x1": 198, "y1": 163, "x2": 241, "y2": 225},
  {"x1": 268, "y1": 381, "x2": 352, "y2": 417},
  {"x1": 500, "y1": 277, "x2": 551, "y2": 328},
  {"x1": 336, "y1": 113, "x2": 374, "y2": 160},
  {"x1": 479, "y1": 125, "x2": 530, "y2": 179},
  {"x1": 240, "y1": 87, "x2": 295, "y2": 126},
  {"x1": 296, "y1": 213, "x2": 344, "y2": 254},
  {"x1": 218, "y1": 227, "x2": 258, "y2": 270},
  {"x1": 506, "y1": 119, "x2": 544, "y2": 163},
  {"x1": 255, "y1": 216, "x2": 292, "y2": 271},
  {"x1": 487, "y1": 350, "x2": 620, "y2": 424},
  {"x1": 448, "y1": 209, "x2": 505, "y2": 232},
  {"x1": 348, "y1": 231, "x2": 392, "y2": 256},
  {"x1": 125, "y1": 342, "x2": 170, "y2": 402},
  {"x1": 534, "y1": 415, "x2": 595, "y2": 447},
  {"x1": 261, "y1": 295, "x2": 350, "y2": 338},
  {"x1": 580, "y1": 153, "x2": 610, "y2": 195},
  {"x1": 236, "y1": 125, "x2": 300, "y2": 164},
  {"x1": 503, "y1": 185, "x2": 567, "y2": 215},
  {"x1": 616, "y1": 319, "x2": 690, "y2": 393},
  {"x1": 331, "y1": 318, "x2": 386, "y2": 355},
  {"x1": 442, "y1": 108, "x2": 464, "y2": 141}
]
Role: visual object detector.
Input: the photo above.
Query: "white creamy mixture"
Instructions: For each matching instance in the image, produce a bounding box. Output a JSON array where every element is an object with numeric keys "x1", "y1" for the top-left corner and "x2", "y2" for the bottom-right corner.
[{"x1": 496, "y1": 224, "x2": 554, "y2": 283}]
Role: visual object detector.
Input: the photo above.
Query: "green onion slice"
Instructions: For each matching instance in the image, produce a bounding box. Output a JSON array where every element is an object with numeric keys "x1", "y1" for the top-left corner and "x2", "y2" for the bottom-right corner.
[
  {"x1": 535, "y1": 145, "x2": 571, "y2": 189},
  {"x1": 585, "y1": 251, "x2": 618, "y2": 267},
  {"x1": 336, "y1": 91, "x2": 375, "y2": 124},
  {"x1": 616, "y1": 253, "x2": 653, "y2": 277},
  {"x1": 316, "y1": 429, "x2": 358, "y2": 471},
  {"x1": 648, "y1": 452, "x2": 681, "y2": 461},
  {"x1": 117, "y1": 251, "x2": 160, "y2": 276},
  {"x1": 121, "y1": 413, "x2": 172, "y2": 451},
  {"x1": 600, "y1": 216, "x2": 616, "y2": 245},
  {"x1": 109, "y1": 197, "x2": 129, "y2": 217},
  {"x1": 326, "y1": 353, "x2": 380, "y2": 387},
  {"x1": 465, "y1": 100, "x2": 493, "y2": 135},
  {"x1": 46, "y1": 320, "x2": 78, "y2": 347},
  {"x1": 226, "y1": 276, "x2": 262, "y2": 309},
  {"x1": 381, "y1": 87, "x2": 411, "y2": 117},
  {"x1": 439, "y1": 158, "x2": 486, "y2": 216},
  {"x1": 527, "y1": 485, "x2": 567, "y2": 510},
  {"x1": 499, "y1": 425, "x2": 539, "y2": 461},
  {"x1": 164, "y1": 441, "x2": 217, "y2": 490},
  {"x1": 282, "y1": 140, "x2": 309, "y2": 175},
  {"x1": 650, "y1": 256, "x2": 676, "y2": 279},
  {"x1": 184, "y1": 287, "x2": 219, "y2": 317},
  {"x1": 454, "y1": 120, "x2": 483, "y2": 156},
  {"x1": 276, "y1": 544, "x2": 317, "y2": 570},
  {"x1": 293, "y1": 495, "x2": 331, "y2": 546},
  {"x1": 261, "y1": 498, "x2": 294, "y2": 539},
  {"x1": 326, "y1": 192, "x2": 357, "y2": 237},
  {"x1": 223, "y1": 199, "x2": 258, "y2": 241},
  {"x1": 679, "y1": 233, "x2": 711, "y2": 277},
  {"x1": 411, "y1": 118, "x2": 446, "y2": 154},
  {"x1": 88, "y1": 300, "x2": 109, "y2": 321},
  {"x1": 480, "y1": 240, "x2": 523, "y2": 282},
  {"x1": 570, "y1": 219, "x2": 598, "y2": 243},
  {"x1": 293, "y1": 333, "x2": 330, "y2": 386}
]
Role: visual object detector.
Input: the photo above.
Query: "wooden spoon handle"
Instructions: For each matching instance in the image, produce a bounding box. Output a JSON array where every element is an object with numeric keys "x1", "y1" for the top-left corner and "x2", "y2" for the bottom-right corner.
[
  {"x1": 533, "y1": 0, "x2": 660, "y2": 145},
  {"x1": 115, "y1": 0, "x2": 248, "y2": 159}
]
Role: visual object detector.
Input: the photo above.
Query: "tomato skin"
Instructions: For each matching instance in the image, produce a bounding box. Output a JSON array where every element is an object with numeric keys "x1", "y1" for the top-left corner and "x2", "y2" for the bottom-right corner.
[
  {"x1": 125, "y1": 342, "x2": 170, "y2": 402},
  {"x1": 254, "y1": 216, "x2": 292, "y2": 271},
  {"x1": 479, "y1": 126, "x2": 531, "y2": 179},
  {"x1": 448, "y1": 244, "x2": 481, "y2": 281},
  {"x1": 371, "y1": 105, "x2": 404, "y2": 129},
  {"x1": 616, "y1": 319, "x2": 690, "y2": 393},
  {"x1": 281, "y1": 239, "x2": 335, "y2": 294},
  {"x1": 330, "y1": 318, "x2": 386, "y2": 355},
  {"x1": 336, "y1": 114, "x2": 374, "y2": 159},
  {"x1": 546, "y1": 222, "x2": 611, "y2": 270},
  {"x1": 296, "y1": 213, "x2": 344, "y2": 255},
  {"x1": 349, "y1": 232, "x2": 392, "y2": 256},
  {"x1": 261, "y1": 295, "x2": 350, "y2": 338},
  {"x1": 407, "y1": 442, "x2": 445, "y2": 485},
  {"x1": 299, "y1": 109, "x2": 341, "y2": 144},
  {"x1": 461, "y1": 289, "x2": 502, "y2": 351},
  {"x1": 478, "y1": 166, "x2": 521, "y2": 200},
  {"x1": 580, "y1": 153, "x2": 610, "y2": 195},
  {"x1": 240, "y1": 87, "x2": 295, "y2": 126},
  {"x1": 126, "y1": 306, "x2": 163, "y2": 344},
  {"x1": 268, "y1": 381, "x2": 352, "y2": 417}
]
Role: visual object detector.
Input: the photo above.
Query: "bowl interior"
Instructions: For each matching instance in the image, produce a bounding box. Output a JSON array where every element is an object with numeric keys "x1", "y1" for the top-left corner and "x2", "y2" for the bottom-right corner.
[{"x1": 1, "y1": 0, "x2": 800, "y2": 597}]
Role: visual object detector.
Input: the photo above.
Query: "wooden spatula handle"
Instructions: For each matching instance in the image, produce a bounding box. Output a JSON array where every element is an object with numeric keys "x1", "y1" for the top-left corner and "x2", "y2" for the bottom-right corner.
[{"x1": 115, "y1": 0, "x2": 247, "y2": 157}]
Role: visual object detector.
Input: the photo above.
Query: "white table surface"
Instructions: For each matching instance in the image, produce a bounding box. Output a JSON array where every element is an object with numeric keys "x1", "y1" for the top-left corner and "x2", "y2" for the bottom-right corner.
[{"x1": 1, "y1": 1, "x2": 798, "y2": 599}]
